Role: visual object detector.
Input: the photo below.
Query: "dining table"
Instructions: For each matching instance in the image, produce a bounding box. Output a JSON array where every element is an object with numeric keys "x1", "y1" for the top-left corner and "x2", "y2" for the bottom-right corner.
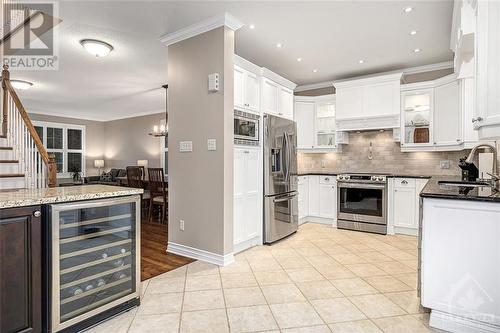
[{"x1": 115, "y1": 175, "x2": 169, "y2": 188}]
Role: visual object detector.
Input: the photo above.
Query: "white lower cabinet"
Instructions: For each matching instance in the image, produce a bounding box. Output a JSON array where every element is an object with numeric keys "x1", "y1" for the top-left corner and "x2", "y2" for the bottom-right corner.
[
  {"x1": 298, "y1": 176, "x2": 309, "y2": 221},
  {"x1": 388, "y1": 177, "x2": 428, "y2": 235},
  {"x1": 298, "y1": 175, "x2": 337, "y2": 224},
  {"x1": 233, "y1": 148, "x2": 261, "y2": 253}
]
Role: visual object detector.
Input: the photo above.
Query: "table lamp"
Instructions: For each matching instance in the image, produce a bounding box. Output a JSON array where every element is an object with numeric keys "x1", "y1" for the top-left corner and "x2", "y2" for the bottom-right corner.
[{"x1": 94, "y1": 159, "x2": 104, "y2": 175}]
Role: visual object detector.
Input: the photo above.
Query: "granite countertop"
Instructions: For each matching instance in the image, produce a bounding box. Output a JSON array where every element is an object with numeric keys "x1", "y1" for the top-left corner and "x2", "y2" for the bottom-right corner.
[
  {"x1": 420, "y1": 177, "x2": 500, "y2": 203},
  {"x1": 0, "y1": 185, "x2": 144, "y2": 209},
  {"x1": 298, "y1": 172, "x2": 432, "y2": 179}
]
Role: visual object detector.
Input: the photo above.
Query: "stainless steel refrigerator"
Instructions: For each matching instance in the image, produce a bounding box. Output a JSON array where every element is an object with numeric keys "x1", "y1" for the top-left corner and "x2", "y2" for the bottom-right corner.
[{"x1": 263, "y1": 114, "x2": 298, "y2": 244}]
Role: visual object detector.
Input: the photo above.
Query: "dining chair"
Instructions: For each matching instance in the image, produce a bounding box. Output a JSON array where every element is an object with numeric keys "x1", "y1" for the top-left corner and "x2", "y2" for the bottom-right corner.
[
  {"x1": 148, "y1": 168, "x2": 168, "y2": 224},
  {"x1": 126, "y1": 166, "x2": 150, "y2": 218}
]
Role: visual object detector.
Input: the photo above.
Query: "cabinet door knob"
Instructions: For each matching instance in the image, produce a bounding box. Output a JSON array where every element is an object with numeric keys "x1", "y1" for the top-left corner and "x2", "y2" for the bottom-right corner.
[
  {"x1": 401, "y1": 180, "x2": 408, "y2": 185},
  {"x1": 33, "y1": 210, "x2": 41, "y2": 218},
  {"x1": 472, "y1": 117, "x2": 483, "y2": 123}
]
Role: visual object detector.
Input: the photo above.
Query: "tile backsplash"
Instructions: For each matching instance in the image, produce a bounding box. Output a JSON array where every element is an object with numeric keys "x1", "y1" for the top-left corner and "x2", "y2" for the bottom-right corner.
[{"x1": 298, "y1": 130, "x2": 475, "y2": 176}]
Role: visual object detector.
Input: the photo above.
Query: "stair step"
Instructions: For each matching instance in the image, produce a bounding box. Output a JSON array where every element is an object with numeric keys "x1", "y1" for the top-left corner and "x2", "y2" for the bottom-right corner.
[
  {"x1": 0, "y1": 147, "x2": 13, "y2": 150},
  {"x1": 0, "y1": 160, "x2": 18, "y2": 163},
  {"x1": 0, "y1": 173, "x2": 24, "y2": 178},
  {"x1": 0, "y1": 134, "x2": 6, "y2": 138}
]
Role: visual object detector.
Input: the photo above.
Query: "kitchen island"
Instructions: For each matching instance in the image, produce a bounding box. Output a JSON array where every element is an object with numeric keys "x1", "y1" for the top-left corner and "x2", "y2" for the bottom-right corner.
[
  {"x1": 0, "y1": 185, "x2": 143, "y2": 333},
  {"x1": 419, "y1": 178, "x2": 500, "y2": 333}
]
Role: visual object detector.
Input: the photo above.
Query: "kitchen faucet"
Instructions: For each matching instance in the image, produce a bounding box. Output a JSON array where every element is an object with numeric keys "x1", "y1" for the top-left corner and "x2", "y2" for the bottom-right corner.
[{"x1": 465, "y1": 143, "x2": 499, "y2": 189}]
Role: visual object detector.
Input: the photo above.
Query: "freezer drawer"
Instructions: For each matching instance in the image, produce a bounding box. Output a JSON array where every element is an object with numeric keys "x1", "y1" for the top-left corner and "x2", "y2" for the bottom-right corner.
[{"x1": 264, "y1": 192, "x2": 298, "y2": 244}]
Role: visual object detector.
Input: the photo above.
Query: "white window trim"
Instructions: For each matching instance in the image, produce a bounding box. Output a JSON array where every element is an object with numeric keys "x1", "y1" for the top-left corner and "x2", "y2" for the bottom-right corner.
[
  {"x1": 33, "y1": 121, "x2": 86, "y2": 178},
  {"x1": 160, "y1": 136, "x2": 168, "y2": 175}
]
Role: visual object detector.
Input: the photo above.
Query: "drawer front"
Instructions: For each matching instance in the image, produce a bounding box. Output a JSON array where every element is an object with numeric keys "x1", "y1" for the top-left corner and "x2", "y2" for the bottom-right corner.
[
  {"x1": 319, "y1": 176, "x2": 336, "y2": 185},
  {"x1": 298, "y1": 176, "x2": 309, "y2": 185},
  {"x1": 394, "y1": 178, "x2": 416, "y2": 188}
]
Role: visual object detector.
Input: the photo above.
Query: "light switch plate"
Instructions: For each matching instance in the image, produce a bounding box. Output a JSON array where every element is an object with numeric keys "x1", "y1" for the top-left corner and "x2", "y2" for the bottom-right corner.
[
  {"x1": 179, "y1": 141, "x2": 193, "y2": 152},
  {"x1": 207, "y1": 139, "x2": 216, "y2": 151},
  {"x1": 208, "y1": 73, "x2": 219, "y2": 92}
]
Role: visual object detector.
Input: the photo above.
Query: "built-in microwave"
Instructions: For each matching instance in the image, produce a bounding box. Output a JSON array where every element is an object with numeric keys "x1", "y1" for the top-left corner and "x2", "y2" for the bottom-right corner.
[{"x1": 234, "y1": 110, "x2": 259, "y2": 145}]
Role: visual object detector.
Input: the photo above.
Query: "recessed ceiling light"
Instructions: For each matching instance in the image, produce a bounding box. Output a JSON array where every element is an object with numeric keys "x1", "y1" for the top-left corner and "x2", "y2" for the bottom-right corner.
[
  {"x1": 404, "y1": 6, "x2": 413, "y2": 13},
  {"x1": 358, "y1": 59, "x2": 365, "y2": 64},
  {"x1": 297, "y1": 57, "x2": 302, "y2": 62},
  {"x1": 80, "y1": 39, "x2": 114, "y2": 57},
  {"x1": 413, "y1": 48, "x2": 421, "y2": 53},
  {"x1": 276, "y1": 43, "x2": 282, "y2": 48},
  {"x1": 312, "y1": 69, "x2": 318, "y2": 73},
  {"x1": 10, "y1": 79, "x2": 33, "y2": 90},
  {"x1": 410, "y1": 30, "x2": 417, "y2": 35},
  {"x1": 249, "y1": 24, "x2": 255, "y2": 29}
]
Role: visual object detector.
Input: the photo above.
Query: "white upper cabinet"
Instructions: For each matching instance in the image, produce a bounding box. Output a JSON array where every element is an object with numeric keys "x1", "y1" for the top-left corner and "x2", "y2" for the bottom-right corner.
[
  {"x1": 295, "y1": 101, "x2": 315, "y2": 149},
  {"x1": 278, "y1": 87, "x2": 294, "y2": 119},
  {"x1": 294, "y1": 95, "x2": 343, "y2": 151},
  {"x1": 334, "y1": 73, "x2": 402, "y2": 131},
  {"x1": 475, "y1": 0, "x2": 500, "y2": 139},
  {"x1": 434, "y1": 80, "x2": 461, "y2": 146},
  {"x1": 261, "y1": 78, "x2": 279, "y2": 115},
  {"x1": 234, "y1": 66, "x2": 260, "y2": 113},
  {"x1": 401, "y1": 74, "x2": 469, "y2": 151}
]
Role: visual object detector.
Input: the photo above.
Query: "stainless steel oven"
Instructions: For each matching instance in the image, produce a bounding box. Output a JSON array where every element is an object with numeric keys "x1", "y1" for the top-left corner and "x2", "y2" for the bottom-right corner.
[
  {"x1": 234, "y1": 110, "x2": 259, "y2": 145},
  {"x1": 337, "y1": 174, "x2": 387, "y2": 234}
]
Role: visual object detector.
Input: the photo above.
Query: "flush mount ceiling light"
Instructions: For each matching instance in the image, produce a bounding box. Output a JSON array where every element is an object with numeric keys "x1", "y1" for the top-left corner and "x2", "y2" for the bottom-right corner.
[
  {"x1": 404, "y1": 6, "x2": 413, "y2": 13},
  {"x1": 249, "y1": 24, "x2": 255, "y2": 29},
  {"x1": 80, "y1": 39, "x2": 114, "y2": 57},
  {"x1": 297, "y1": 57, "x2": 302, "y2": 62},
  {"x1": 358, "y1": 59, "x2": 365, "y2": 64},
  {"x1": 410, "y1": 30, "x2": 418, "y2": 35},
  {"x1": 312, "y1": 69, "x2": 318, "y2": 73},
  {"x1": 276, "y1": 43, "x2": 282, "y2": 48},
  {"x1": 413, "y1": 48, "x2": 421, "y2": 53},
  {"x1": 11, "y1": 79, "x2": 33, "y2": 90}
]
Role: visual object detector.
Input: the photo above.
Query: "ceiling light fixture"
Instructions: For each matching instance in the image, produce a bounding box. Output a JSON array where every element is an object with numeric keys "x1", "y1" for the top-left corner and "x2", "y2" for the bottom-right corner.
[
  {"x1": 410, "y1": 30, "x2": 417, "y2": 35},
  {"x1": 413, "y1": 48, "x2": 421, "y2": 53},
  {"x1": 404, "y1": 6, "x2": 413, "y2": 13},
  {"x1": 249, "y1": 24, "x2": 255, "y2": 29},
  {"x1": 297, "y1": 58, "x2": 302, "y2": 62},
  {"x1": 11, "y1": 79, "x2": 33, "y2": 90},
  {"x1": 358, "y1": 60, "x2": 365, "y2": 64},
  {"x1": 276, "y1": 43, "x2": 282, "y2": 48},
  {"x1": 312, "y1": 69, "x2": 318, "y2": 73},
  {"x1": 80, "y1": 39, "x2": 114, "y2": 57}
]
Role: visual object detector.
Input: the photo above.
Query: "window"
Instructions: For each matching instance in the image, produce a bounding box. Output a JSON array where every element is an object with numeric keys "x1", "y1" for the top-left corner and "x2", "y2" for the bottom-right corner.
[
  {"x1": 33, "y1": 121, "x2": 86, "y2": 177},
  {"x1": 160, "y1": 135, "x2": 168, "y2": 175}
]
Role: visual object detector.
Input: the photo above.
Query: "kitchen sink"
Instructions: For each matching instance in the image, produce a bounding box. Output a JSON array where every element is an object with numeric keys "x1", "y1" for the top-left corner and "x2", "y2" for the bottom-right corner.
[{"x1": 438, "y1": 180, "x2": 491, "y2": 188}]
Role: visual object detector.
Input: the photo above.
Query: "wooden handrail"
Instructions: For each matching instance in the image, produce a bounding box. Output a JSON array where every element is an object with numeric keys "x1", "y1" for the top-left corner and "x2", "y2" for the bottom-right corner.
[{"x1": 1, "y1": 65, "x2": 57, "y2": 187}]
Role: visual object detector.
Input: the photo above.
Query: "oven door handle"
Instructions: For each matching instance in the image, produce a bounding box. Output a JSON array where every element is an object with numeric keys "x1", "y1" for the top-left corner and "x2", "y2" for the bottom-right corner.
[{"x1": 338, "y1": 182, "x2": 386, "y2": 190}]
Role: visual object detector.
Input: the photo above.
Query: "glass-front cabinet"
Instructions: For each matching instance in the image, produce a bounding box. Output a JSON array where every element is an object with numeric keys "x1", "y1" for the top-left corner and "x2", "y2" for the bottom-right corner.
[
  {"x1": 401, "y1": 89, "x2": 433, "y2": 146},
  {"x1": 315, "y1": 100, "x2": 337, "y2": 148},
  {"x1": 49, "y1": 196, "x2": 140, "y2": 332}
]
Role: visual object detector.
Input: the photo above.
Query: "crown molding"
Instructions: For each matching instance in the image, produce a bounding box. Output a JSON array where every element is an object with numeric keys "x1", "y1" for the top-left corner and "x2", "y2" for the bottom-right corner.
[
  {"x1": 261, "y1": 67, "x2": 297, "y2": 90},
  {"x1": 160, "y1": 12, "x2": 243, "y2": 46},
  {"x1": 28, "y1": 109, "x2": 165, "y2": 122},
  {"x1": 402, "y1": 61, "x2": 454, "y2": 75},
  {"x1": 295, "y1": 81, "x2": 334, "y2": 92}
]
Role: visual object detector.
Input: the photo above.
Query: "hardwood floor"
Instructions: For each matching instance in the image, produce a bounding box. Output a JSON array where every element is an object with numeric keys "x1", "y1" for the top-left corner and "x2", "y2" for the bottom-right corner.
[{"x1": 140, "y1": 219, "x2": 194, "y2": 281}]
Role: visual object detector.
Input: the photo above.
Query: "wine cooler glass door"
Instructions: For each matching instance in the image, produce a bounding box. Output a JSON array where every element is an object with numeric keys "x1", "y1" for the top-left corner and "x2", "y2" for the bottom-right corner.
[{"x1": 51, "y1": 196, "x2": 141, "y2": 332}]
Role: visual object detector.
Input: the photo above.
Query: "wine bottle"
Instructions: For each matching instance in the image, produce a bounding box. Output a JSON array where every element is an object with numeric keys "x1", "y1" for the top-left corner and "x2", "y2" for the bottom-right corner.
[
  {"x1": 113, "y1": 272, "x2": 127, "y2": 280},
  {"x1": 120, "y1": 248, "x2": 126, "y2": 254},
  {"x1": 101, "y1": 251, "x2": 108, "y2": 259},
  {"x1": 68, "y1": 286, "x2": 83, "y2": 297},
  {"x1": 111, "y1": 258, "x2": 124, "y2": 267},
  {"x1": 96, "y1": 278, "x2": 106, "y2": 287},
  {"x1": 83, "y1": 282, "x2": 94, "y2": 292}
]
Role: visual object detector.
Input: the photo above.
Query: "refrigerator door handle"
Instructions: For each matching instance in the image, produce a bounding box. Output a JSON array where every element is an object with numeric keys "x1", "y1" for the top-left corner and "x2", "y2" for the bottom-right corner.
[
  {"x1": 286, "y1": 132, "x2": 292, "y2": 181},
  {"x1": 281, "y1": 133, "x2": 288, "y2": 181},
  {"x1": 273, "y1": 192, "x2": 298, "y2": 203}
]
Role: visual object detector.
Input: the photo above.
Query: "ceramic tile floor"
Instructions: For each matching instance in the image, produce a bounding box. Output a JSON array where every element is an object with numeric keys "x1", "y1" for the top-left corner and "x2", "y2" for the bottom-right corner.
[{"x1": 85, "y1": 223, "x2": 446, "y2": 333}]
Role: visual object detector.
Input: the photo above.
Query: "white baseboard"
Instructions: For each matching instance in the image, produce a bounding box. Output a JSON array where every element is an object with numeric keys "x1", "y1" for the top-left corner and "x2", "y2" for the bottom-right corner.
[
  {"x1": 233, "y1": 236, "x2": 261, "y2": 254},
  {"x1": 394, "y1": 226, "x2": 419, "y2": 236},
  {"x1": 300, "y1": 216, "x2": 336, "y2": 227},
  {"x1": 430, "y1": 310, "x2": 500, "y2": 333},
  {"x1": 167, "y1": 242, "x2": 235, "y2": 267}
]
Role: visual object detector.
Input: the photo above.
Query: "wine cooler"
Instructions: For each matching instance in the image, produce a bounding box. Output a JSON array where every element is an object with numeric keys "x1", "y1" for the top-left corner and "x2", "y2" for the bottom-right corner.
[{"x1": 44, "y1": 196, "x2": 141, "y2": 333}]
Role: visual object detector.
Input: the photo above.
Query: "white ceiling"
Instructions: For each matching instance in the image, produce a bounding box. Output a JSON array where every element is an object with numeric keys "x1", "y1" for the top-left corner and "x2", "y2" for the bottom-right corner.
[{"x1": 12, "y1": 0, "x2": 454, "y2": 121}]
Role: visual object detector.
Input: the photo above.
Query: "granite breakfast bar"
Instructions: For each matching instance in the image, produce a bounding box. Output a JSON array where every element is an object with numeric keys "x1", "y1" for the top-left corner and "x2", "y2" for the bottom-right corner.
[
  {"x1": 0, "y1": 185, "x2": 143, "y2": 333},
  {"x1": 419, "y1": 178, "x2": 500, "y2": 333}
]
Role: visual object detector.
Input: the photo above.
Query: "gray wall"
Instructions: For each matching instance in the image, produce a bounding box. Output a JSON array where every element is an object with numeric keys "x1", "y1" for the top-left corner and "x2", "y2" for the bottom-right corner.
[
  {"x1": 29, "y1": 113, "x2": 105, "y2": 176},
  {"x1": 103, "y1": 113, "x2": 164, "y2": 170},
  {"x1": 168, "y1": 26, "x2": 234, "y2": 257},
  {"x1": 28, "y1": 112, "x2": 165, "y2": 175}
]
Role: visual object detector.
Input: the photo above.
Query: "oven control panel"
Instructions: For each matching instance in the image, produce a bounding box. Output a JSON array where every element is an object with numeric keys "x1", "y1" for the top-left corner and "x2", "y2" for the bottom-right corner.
[{"x1": 337, "y1": 174, "x2": 387, "y2": 183}]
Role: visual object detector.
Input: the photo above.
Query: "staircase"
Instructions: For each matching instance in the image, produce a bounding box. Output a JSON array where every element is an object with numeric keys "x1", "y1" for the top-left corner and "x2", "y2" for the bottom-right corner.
[{"x1": 0, "y1": 65, "x2": 56, "y2": 190}]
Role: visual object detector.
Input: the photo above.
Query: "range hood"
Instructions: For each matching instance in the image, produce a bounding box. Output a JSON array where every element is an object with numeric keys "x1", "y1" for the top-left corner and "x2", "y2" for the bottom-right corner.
[{"x1": 334, "y1": 72, "x2": 403, "y2": 131}]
